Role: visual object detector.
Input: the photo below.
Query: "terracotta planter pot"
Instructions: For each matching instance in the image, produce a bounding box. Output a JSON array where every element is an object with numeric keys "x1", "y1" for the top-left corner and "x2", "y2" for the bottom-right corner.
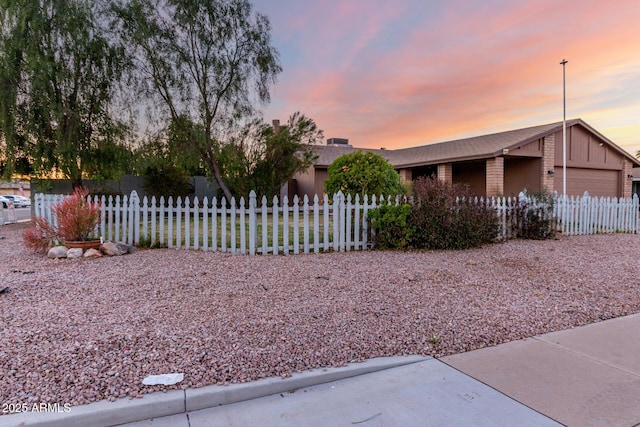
[{"x1": 64, "y1": 240, "x2": 101, "y2": 250}]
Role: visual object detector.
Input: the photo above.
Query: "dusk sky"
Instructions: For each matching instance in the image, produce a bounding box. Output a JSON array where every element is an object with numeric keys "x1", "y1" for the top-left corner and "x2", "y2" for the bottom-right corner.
[{"x1": 255, "y1": 0, "x2": 640, "y2": 156}]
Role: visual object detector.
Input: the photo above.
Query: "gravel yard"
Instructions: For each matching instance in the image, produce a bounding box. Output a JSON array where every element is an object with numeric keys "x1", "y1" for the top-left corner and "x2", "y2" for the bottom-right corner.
[{"x1": 1, "y1": 222, "x2": 639, "y2": 409}]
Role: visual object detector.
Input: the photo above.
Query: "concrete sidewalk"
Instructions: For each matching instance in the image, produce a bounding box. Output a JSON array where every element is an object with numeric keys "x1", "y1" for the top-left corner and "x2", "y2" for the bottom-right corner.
[
  {"x1": 442, "y1": 312, "x2": 640, "y2": 427},
  {"x1": 3, "y1": 313, "x2": 640, "y2": 427},
  {"x1": 123, "y1": 358, "x2": 557, "y2": 427}
]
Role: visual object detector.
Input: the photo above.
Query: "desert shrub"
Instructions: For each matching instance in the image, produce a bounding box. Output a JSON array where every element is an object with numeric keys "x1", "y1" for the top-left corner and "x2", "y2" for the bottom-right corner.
[
  {"x1": 513, "y1": 189, "x2": 556, "y2": 240},
  {"x1": 23, "y1": 187, "x2": 101, "y2": 251},
  {"x1": 369, "y1": 203, "x2": 413, "y2": 248},
  {"x1": 53, "y1": 187, "x2": 102, "y2": 241},
  {"x1": 23, "y1": 217, "x2": 58, "y2": 252},
  {"x1": 407, "y1": 177, "x2": 499, "y2": 250}
]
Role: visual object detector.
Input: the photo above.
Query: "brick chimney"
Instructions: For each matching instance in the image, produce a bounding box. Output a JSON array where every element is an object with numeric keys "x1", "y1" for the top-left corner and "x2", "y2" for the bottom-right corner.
[{"x1": 272, "y1": 119, "x2": 280, "y2": 134}]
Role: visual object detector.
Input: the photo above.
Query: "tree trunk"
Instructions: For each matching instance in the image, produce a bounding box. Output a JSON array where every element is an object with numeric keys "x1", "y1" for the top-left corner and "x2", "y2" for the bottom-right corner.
[
  {"x1": 72, "y1": 176, "x2": 83, "y2": 190},
  {"x1": 210, "y1": 160, "x2": 233, "y2": 204}
]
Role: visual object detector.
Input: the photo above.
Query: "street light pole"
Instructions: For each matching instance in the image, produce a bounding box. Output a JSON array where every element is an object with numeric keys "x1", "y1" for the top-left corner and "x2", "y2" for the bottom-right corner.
[{"x1": 560, "y1": 59, "x2": 568, "y2": 198}]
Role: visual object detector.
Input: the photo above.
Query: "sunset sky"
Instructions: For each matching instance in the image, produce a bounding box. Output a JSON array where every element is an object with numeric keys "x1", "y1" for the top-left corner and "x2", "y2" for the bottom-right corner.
[{"x1": 255, "y1": 0, "x2": 640, "y2": 156}]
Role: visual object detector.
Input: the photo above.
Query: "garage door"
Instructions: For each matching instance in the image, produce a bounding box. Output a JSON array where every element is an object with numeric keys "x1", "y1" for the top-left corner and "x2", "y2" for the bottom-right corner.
[{"x1": 554, "y1": 167, "x2": 619, "y2": 197}]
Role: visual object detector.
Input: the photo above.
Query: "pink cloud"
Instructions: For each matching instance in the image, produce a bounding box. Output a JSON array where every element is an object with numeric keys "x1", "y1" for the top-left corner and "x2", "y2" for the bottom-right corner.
[{"x1": 262, "y1": 0, "x2": 640, "y2": 155}]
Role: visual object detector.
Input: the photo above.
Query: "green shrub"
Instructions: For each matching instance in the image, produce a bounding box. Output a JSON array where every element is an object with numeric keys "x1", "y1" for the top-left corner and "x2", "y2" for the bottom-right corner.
[
  {"x1": 369, "y1": 203, "x2": 413, "y2": 249},
  {"x1": 324, "y1": 151, "x2": 403, "y2": 198},
  {"x1": 513, "y1": 189, "x2": 556, "y2": 240},
  {"x1": 407, "y1": 177, "x2": 499, "y2": 250}
]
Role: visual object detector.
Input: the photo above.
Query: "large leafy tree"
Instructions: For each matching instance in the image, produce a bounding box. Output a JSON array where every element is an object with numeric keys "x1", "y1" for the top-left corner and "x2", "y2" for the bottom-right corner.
[
  {"x1": 0, "y1": 0, "x2": 129, "y2": 185},
  {"x1": 112, "y1": 0, "x2": 282, "y2": 201},
  {"x1": 220, "y1": 112, "x2": 322, "y2": 200},
  {"x1": 324, "y1": 151, "x2": 403, "y2": 199}
]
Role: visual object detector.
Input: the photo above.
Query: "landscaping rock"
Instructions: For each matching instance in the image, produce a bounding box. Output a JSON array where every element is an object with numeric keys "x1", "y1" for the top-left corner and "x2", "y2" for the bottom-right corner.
[
  {"x1": 47, "y1": 246, "x2": 68, "y2": 259},
  {"x1": 66, "y1": 248, "x2": 83, "y2": 259},
  {"x1": 100, "y1": 241, "x2": 126, "y2": 256},
  {"x1": 116, "y1": 241, "x2": 137, "y2": 254},
  {"x1": 84, "y1": 248, "x2": 102, "y2": 258}
]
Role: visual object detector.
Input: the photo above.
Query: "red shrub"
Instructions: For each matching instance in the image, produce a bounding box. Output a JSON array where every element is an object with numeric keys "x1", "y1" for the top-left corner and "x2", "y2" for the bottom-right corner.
[
  {"x1": 22, "y1": 187, "x2": 102, "y2": 251},
  {"x1": 52, "y1": 187, "x2": 101, "y2": 242},
  {"x1": 23, "y1": 217, "x2": 58, "y2": 253}
]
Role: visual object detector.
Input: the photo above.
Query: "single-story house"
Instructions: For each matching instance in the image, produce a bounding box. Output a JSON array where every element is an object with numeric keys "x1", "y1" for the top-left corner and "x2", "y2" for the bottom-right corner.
[{"x1": 291, "y1": 118, "x2": 640, "y2": 199}]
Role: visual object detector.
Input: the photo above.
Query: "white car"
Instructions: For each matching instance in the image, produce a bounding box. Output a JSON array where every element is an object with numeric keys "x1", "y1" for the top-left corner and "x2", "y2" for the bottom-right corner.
[
  {"x1": 12, "y1": 195, "x2": 31, "y2": 207},
  {"x1": 2, "y1": 195, "x2": 29, "y2": 208},
  {"x1": 0, "y1": 196, "x2": 9, "y2": 208}
]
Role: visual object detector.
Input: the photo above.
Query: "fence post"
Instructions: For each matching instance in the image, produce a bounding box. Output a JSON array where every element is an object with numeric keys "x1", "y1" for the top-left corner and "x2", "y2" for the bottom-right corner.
[
  {"x1": 248, "y1": 192, "x2": 256, "y2": 255},
  {"x1": 631, "y1": 193, "x2": 640, "y2": 234},
  {"x1": 193, "y1": 196, "x2": 200, "y2": 250},
  {"x1": 354, "y1": 194, "x2": 361, "y2": 251},
  {"x1": 338, "y1": 191, "x2": 346, "y2": 252},
  {"x1": 261, "y1": 196, "x2": 268, "y2": 254},
  {"x1": 121, "y1": 194, "x2": 129, "y2": 243},
  {"x1": 282, "y1": 195, "x2": 289, "y2": 254},
  {"x1": 362, "y1": 194, "x2": 370, "y2": 249},
  {"x1": 323, "y1": 194, "x2": 330, "y2": 251},
  {"x1": 230, "y1": 197, "x2": 237, "y2": 253},
  {"x1": 313, "y1": 195, "x2": 320, "y2": 253},
  {"x1": 240, "y1": 196, "x2": 246, "y2": 254},
  {"x1": 303, "y1": 195, "x2": 310, "y2": 253},
  {"x1": 346, "y1": 194, "x2": 352, "y2": 251},
  {"x1": 332, "y1": 192, "x2": 341, "y2": 252},
  {"x1": 220, "y1": 197, "x2": 227, "y2": 252},
  {"x1": 293, "y1": 195, "x2": 300, "y2": 254},
  {"x1": 202, "y1": 197, "x2": 209, "y2": 250},
  {"x1": 272, "y1": 196, "x2": 279, "y2": 255}
]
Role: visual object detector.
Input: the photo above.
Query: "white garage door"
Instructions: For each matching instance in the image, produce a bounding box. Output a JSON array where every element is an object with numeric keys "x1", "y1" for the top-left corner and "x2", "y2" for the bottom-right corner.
[{"x1": 555, "y1": 167, "x2": 619, "y2": 197}]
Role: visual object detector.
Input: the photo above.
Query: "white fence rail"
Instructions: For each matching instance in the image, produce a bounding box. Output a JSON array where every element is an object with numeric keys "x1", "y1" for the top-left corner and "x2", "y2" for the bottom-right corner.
[{"x1": 33, "y1": 190, "x2": 638, "y2": 254}]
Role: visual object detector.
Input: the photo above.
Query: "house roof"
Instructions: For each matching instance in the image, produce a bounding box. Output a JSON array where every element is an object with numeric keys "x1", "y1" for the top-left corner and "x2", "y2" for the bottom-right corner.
[{"x1": 312, "y1": 119, "x2": 640, "y2": 168}]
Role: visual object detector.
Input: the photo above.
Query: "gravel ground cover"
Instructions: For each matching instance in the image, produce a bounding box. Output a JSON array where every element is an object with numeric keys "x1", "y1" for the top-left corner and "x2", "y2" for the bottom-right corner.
[{"x1": 1, "y1": 222, "x2": 639, "y2": 409}]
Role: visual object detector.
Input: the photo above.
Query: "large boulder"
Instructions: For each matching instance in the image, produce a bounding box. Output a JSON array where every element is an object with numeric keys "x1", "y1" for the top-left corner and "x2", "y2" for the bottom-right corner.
[
  {"x1": 66, "y1": 248, "x2": 83, "y2": 259},
  {"x1": 115, "y1": 242, "x2": 137, "y2": 254},
  {"x1": 100, "y1": 241, "x2": 127, "y2": 256},
  {"x1": 47, "y1": 246, "x2": 68, "y2": 259},
  {"x1": 84, "y1": 248, "x2": 103, "y2": 258}
]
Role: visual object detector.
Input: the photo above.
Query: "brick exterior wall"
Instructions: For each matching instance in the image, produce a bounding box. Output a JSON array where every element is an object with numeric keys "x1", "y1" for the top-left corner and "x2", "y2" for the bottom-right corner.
[
  {"x1": 398, "y1": 168, "x2": 412, "y2": 182},
  {"x1": 542, "y1": 134, "x2": 555, "y2": 193},
  {"x1": 486, "y1": 157, "x2": 504, "y2": 196},
  {"x1": 623, "y1": 158, "x2": 633, "y2": 198},
  {"x1": 437, "y1": 163, "x2": 452, "y2": 182}
]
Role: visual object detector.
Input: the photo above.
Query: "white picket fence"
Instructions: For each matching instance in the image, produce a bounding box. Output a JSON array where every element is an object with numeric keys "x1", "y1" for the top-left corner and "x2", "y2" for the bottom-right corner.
[
  {"x1": 33, "y1": 190, "x2": 638, "y2": 254},
  {"x1": 34, "y1": 191, "x2": 388, "y2": 255},
  {"x1": 554, "y1": 192, "x2": 639, "y2": 235}
]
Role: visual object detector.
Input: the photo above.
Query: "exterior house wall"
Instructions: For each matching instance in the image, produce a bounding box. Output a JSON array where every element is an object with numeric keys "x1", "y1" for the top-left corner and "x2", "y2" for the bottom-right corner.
[
  {"x1": 452, "y1": 161, "x2": 485, "y2": 196},
  {"x1": 504, "y1": 158, "x2": 541, "y2": 196},
  {"x1": 314, "y1": 168, "x2": 328, "y2": 198},
  {"x1": 294, "y1": 168, "x2": 317, "y2": 199},
  {"x1": 554, "y1": 127, "x2": 624, "y2": 169},
  {"x1": 510, "y1": 138, "x2": 543, "y2": 157}
]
